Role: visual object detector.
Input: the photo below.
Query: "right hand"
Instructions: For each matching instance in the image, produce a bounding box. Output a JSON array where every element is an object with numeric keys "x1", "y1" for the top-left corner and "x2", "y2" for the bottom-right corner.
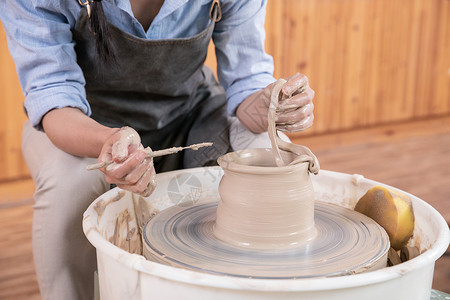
[
  {"x1": 236, "y1": 73, "x2": 315, "y2": 134},
  {"x1": 98, "y1": 126, "x2": 156, "y2": 196}
]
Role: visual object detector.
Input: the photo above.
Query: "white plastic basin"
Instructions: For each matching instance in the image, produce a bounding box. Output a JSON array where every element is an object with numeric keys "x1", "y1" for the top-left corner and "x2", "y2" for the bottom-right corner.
[{"x1": 83, "y1": 167, "x2": 449, "y2": 300}]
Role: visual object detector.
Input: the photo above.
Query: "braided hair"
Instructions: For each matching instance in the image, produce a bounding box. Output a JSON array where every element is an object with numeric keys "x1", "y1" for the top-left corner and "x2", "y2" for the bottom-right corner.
[{"x1": 85, "y1": 0, "x2": 116, "y2": 65}]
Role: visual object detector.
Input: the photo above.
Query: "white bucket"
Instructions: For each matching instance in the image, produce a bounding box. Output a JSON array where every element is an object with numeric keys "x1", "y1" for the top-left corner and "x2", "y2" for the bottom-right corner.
[{"x1": 83, "y1": 167, "x2": 449, "y2": 300}]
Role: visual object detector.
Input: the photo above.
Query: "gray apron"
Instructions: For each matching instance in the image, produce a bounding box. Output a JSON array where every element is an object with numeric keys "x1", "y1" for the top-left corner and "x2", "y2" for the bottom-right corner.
[{"x1": 73, "y1": 1, "x2": 229, "y2": 172}]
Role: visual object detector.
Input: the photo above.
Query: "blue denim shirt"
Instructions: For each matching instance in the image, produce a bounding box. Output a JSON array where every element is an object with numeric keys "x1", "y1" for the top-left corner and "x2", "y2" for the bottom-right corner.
[{"x1": 0, "y1": 0, "x2": 275, "y2": 128}]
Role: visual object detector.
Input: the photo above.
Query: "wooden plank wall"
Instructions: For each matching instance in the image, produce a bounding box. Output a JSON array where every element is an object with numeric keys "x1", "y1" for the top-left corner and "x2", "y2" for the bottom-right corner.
[
  {"x1": 0, "y1": 25, "x2": 28, "y2": 182},
  {"x1": 1, "y1": 0, "x2": 449, "y2": 181},
  {"x1": 263, "y1": 0, "x2": 450, "y2": 135}
]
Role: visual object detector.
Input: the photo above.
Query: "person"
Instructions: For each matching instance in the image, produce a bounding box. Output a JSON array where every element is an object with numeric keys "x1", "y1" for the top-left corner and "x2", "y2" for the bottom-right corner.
[{"x1": 0, "y1": 0, "x2": 315, "y2": 299}]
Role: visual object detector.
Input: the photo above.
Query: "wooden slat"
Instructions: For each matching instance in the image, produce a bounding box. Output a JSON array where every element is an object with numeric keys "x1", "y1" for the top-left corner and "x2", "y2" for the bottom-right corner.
[
  {"x1": 433, "y1": 0, "x2": 450, "y2": 115},
  {"x1": 0, "y1": 23, "x2": 29, "y2": 182},
  {"x1": 264, "y1": 0, "x2": 283, "y2": 76},
  {"x1": 266, "y1": 0, "x2": 450, "y2": 134}
]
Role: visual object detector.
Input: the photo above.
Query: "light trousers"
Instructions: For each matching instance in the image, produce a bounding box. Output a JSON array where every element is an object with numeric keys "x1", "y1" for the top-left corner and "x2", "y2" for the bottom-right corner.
[{"x1": 22, "y1": 117, "x2": 276, "y2": 300}]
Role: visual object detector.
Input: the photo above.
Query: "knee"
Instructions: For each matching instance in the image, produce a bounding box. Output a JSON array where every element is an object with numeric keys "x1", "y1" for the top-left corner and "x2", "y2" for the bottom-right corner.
[{"x1": 33, "y1": 155, "x2": 109, "y2": 210}]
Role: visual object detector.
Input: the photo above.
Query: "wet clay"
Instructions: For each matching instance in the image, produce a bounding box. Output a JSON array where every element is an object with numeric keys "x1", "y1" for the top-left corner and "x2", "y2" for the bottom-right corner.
[
  {"x1": 214, "y1": 149, "x2": 317, "y2": 249},
  {"x1": 94, "y1": 190, "x2": 127, "y2": 219},
  {"x1": 111, "y1": 126, "x2": 141, "y2": 162},
  {"x1": 267, "y1": 79, "x2": 319, "y2": 173},
  {"x1": 143, "y1": 199, "x2": 389, "y2": 278},
  {"x1": 94, "y1": 191, "x2": 158, "y2": 254},
  {"x1": 267, "y1": 79, "x2": 287, "y2": 166},
  {"x1": 212, "y1": 78, "x2": 320, "y2": 249}
]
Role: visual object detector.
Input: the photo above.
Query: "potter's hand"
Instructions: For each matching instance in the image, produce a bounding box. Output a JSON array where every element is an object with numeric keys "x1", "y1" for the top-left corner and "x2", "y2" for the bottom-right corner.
[
  {"x1": 236, "y1": 73, "x2": 315, "y2": 133},
  {"x1": 98, "y1": 126, "x2": 156, "y2": 196},
  {"x1": 273, "y1": 73, "x2": 315, "y2": 132}
]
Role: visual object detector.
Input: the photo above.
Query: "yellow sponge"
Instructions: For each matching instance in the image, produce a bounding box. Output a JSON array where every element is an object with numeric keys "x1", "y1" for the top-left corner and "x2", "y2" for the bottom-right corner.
[{"x1": 354, "y1": 185, "x2": 415, "y2": 250}]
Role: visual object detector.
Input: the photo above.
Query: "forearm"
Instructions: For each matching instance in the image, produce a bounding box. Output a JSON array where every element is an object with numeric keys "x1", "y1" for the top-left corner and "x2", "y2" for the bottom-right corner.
[
  {"x1": 42, "y1": 107, "x2": 118, "y2": 158},
  {"x1": 213, "y1": 0, "x2": 275, "y2": 116}
]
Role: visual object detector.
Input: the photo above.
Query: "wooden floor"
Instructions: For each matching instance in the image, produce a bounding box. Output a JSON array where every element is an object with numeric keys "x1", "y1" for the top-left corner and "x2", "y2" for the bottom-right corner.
[{"x1": 0, "y1": 117, "x2": 449, "y2": 299}]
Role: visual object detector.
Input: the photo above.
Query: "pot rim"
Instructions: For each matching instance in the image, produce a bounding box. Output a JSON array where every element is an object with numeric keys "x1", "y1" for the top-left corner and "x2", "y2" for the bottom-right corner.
[{"x1": 217, "y1": 148, "x2": 311, "y2": 175}]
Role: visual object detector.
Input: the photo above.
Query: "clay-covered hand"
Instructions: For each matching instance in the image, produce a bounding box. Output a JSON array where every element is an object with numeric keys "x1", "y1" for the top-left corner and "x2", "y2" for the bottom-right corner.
[
  {"x1": 273, "y1": 73, "x2": 315, "y2": 132},
  {"x1": 98, "y1": 126, "x2": 156, "y2": 196},
  {"x1": 236, "y1": 73, "x2": 315, "y2": 133}
]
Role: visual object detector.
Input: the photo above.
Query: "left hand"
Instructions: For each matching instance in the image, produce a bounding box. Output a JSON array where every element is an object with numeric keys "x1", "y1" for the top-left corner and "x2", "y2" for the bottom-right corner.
[{"x1": 236, "y1": 73, "x2": 315, "y2": 133}]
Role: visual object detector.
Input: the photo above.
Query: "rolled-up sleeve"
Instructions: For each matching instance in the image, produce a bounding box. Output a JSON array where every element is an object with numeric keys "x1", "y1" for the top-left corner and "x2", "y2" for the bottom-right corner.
[
  {"x1": 0, "y1": 1, "x2": 90, "y2": 128},
  {"x1": 213, "y1": 0, "x2": 275, "y2": 115}
]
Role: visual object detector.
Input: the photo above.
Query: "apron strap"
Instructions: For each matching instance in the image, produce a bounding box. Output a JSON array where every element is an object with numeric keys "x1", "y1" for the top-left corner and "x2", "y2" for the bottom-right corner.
[{"x1": 209, "y1": 0, "x2": 222, "y2": 22}]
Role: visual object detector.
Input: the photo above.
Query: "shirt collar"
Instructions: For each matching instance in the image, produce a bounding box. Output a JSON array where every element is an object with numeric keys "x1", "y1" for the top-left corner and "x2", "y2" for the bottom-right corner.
[
  {"x1": 113, "y1": 0, "x2": 189, "y2": 24},
  {"x1": 155, "y1": 0, "x2": 189, "y2": 23}
]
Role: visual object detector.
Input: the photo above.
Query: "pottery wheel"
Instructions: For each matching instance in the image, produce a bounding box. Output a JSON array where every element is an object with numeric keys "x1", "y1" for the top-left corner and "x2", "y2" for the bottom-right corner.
[{"x1": 143, "y1": 200, "x2": 389, "y2": 279}]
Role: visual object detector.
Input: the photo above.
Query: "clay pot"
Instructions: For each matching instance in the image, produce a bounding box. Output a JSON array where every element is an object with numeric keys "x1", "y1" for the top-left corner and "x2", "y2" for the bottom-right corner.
[{"x1": 215, "y1": 148, "x2": 317, "y2": 249}]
